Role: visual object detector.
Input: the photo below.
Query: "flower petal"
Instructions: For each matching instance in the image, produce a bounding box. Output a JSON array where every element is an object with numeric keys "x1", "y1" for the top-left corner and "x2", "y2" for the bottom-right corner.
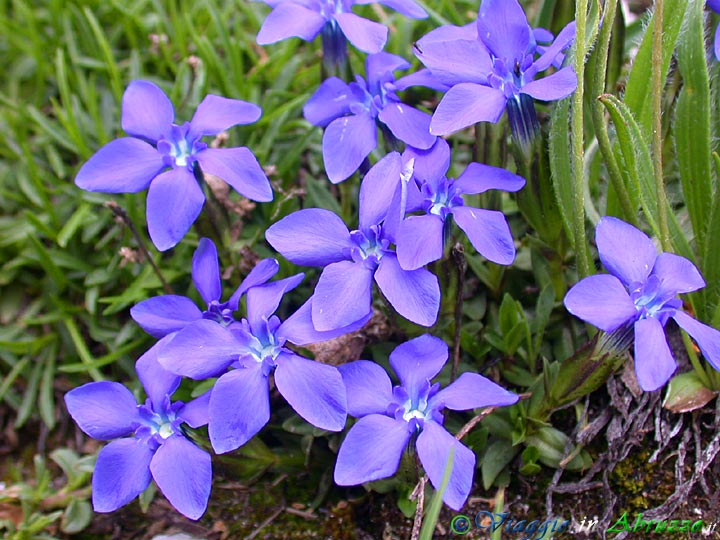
[
  {"x1": 274, "y1": 352, "x2": 347, "y2": 431},
  {"x1": 209, "y1": 366, "x2": 270, "y2": 453},
  {"x1": 65, "y1": 382, "x2": 139, "y2": 440},
  {"x1": 178, "y1": 390, "x2": 211, "y2": 429},
  {"x1": 196, "y1": 147, "x2": 273, "y2": 202},
  {"x1": 146, "y1": 167, "x2": 205, "y2": 251},
  {"x1": 192, "y1": 238, "x2": 222, "y2": 305},
  {"x1": 365, "y1": 52, "x2": 411, "y2": 88},
  {"x1": 596, "y1": 216, "x2": 657, "y2": 286},
  {"x1": 417, "y1": 421, "x2": 475, "y2": 511},
  {"x1": 430, "y1": 372, "x2": 518, "y2": 411},
  {"x1": 477, "y1": 0, "x2": 530, "y2": 62},
  {"x1": 323, "y1": 113, "x2": 378, "y2": 183},
  {"x1": 278, "y1": 296, "x2": 372, "y2": 345},
  {"x1": 430, "y1": 83, "x2": 506, "y2": 135},
  {"x1": 334, "y1": 12, "x2": 387, "y2": 54},
  {"x1": 188, "y1": 95, "x2": 261, "y2": 139},
  {"x1": 672, "y1": 311, "x2": 720, "y2": 372},
  {"x1": 564, "y1": 274, "x2": 638, "y2": 331},
  {"x1": 312, "y1": 260, "x2": 375, "y2": 331},
  {"x1": 303, "y1": 77, "x2": 355, "y2": 128},
  {"x1": 375, "y1": 254, "x2": 440, "y2": 327},
  {"x1": 414, "y1": 39, "x2": 492, "y2": 86},
  {"x1": 454, "y1": 163, "x2": 526, "y2": 195},
  {"x1": 228, "y1": 258, "x2": 280, "y2": 310},
  {"x1": 355, "y1": 0, "x2": 427, "y2": 18},
  {"x1": 389, "y1": 334, "x2": 447, "y2": 396},
  {"x1": 334, "y1": 414, "x2": 411, "y2": 485},
  {"x1": 75, "y1": 138, "x2": 165, "y2": 193},
  {"x1": 136, "y1": 337, "x2": 181, "y2": 411},
  {"x1": 532, "y1": 21, "x2": 576, "y2": 72},
  {"x1": 338, "y1": 360, "x2": 393, "y2": 417},
  {"x1": 359, "y1": 151, "x2": 403, "y2": 230},
  {"x1": 246, "y1": 273, "x2": 305, "y2": 333},
  {"x1": 150, "y1": 435, "x2": 211, "y2": 520},
  {"x1": 92, "y1": 439, "x2": 153, "y2": 513},
  {"x1": 634, "y1": 317, "x2": 676, "y2": 391},
  {"x1": 651, "y1": 253, "x2": 705, "y2": 295},
  {"x1": 130, "y1": 295, "x2": 203, "y2": 338},
  {"x1": 265, "y1": 208, "x2": 352, "y2": 266},
  {"x1": 715, "y1": 21, "x2": 720, "y2": 61},
  {"x1": 395, "y1": 68, "x2": 450, "y2": 92},
  {"x1": 121, "y1": 80, "x2": 174, "y2": 142},
  {"x1": 378, "y1": 102, "x2": 435, "y2": 150},
  {"x1": 158, "y1": 320, "x2": 239, "y2": 379},
  {"x1": 403, "y1": 137, "x2": 451, "y2": 183},
  {"x1": 451, "y1": 206, "x2": 516, "y2": 265},
  {"x1": 256, "y1": 2, "x2": 326, "y2": 44},
  {"x1": 396, "y1": 214, "x2": 445, "y2": 271},
  {"x1": 521, "y1": 66, "x2": 577, "y2": 101}
]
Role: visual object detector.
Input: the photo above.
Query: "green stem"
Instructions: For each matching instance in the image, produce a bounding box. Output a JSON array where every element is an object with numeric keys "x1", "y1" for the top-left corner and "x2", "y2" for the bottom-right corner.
[
  {"x1": 652, "y1": 0, "x2": 672, "y2": 251},
  {"x1": 572, "y1": 0, "x2": 592, "y2": 278},
  {"x1": 590, "y1": 0, "x2": 638, "y2": 225}
]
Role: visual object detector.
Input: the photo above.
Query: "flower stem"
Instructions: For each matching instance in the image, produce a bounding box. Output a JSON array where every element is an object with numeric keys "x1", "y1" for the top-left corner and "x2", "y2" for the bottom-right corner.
[
  {"x1": 572, "y1": 0, "x2": 592, "y2": 278},
  {"x1": 652, "y1": 0, "x2": 672, "y2": 251},
  {"x1": 105, "y1": 201, "x2": 173, "y2": 294},
  {"x1": 451, "y1": 243, "x2": 466, "y2": 382},
  {"x1": 590, "y1": 0, "x2": 638, "y2": 225}
]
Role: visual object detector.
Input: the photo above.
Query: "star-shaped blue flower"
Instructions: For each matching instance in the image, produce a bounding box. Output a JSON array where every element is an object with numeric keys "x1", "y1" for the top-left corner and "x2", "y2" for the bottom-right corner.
[
  {"x1": 303, "y1": 52, "x2": 436, "y2": 183},
  {"x1": 266, "y1": 152, "x2": 440, "y2": 330},
  {"x1": 564, "y1": 217, "x2": 720, "y2": 391},
  {"x1": 256, "y1": 0, "x2": 426, "y2": 72},
  {"x1": 334, "y1": 334, "x2": 518, "y2": 510},
  {"x1": 76, "y1": 81, "x2": 273, "y2": 251},
  {"x1": 394, "y1": 139, "x2": 525, "y2": 270},
  {"x1": 414, "y1": 0, "x2": 576, "y2": 148},
  {"x1": 65, "y1": 347, "x2": 211, "y2": 519}
]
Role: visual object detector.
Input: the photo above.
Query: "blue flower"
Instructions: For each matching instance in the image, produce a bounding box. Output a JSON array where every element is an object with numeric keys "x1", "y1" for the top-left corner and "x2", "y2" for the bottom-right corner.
[
  {"x1": 256, "y1": 0, "x2": 426, "y2": 72},
  {"x1": 65, "y1": 346, "x2": 211, "y2": 520},
  {"x1": 303, "y1": 52, "x2": 436, "y2": 183},
  {"x1": 155, "y1": 271, "x2": 359, "y2": 453},
  {"x1": 334, "y1": 335, "x2": 518, "y2": 510},
  {"x1": 131, "y1": 238, "x2": 280, "y2": 338},
  {"x1": 414, "y1": 0, "x2": 576, "y2": 147},
  {"x1": 394, "y1": 139, "x2": 525, "y2": 270},
  {"x1": 75, "y1": 81, "x2": 273, "y2": 251},
  {"x1": 265, "y1": 152, "x2": 440, "y2": 330},
  {"x1": 564, "y1": 217, "x2": 720, "y2": 391}
]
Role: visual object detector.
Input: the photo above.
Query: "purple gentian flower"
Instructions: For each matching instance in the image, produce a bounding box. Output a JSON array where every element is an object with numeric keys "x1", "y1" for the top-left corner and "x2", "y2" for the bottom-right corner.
[
  {"x1": 395, "y1": 139, "x2": 525, "y2": 270},
  {"x1": 265, "y1": 152, "x2": 440, "y2": 330},
  {"x1": 156, "y1": 274, "x2": 359, "y2": 454},
  {"x1": 65, "y1": 346, "x2": 211, "y2": 520},
  {"x1": 414, "y1": 0, "x2": 576, "y2": 147},
  {"x1": 75, "y1": 80, "x2": 273, "y2": 251},
  {"x1": 564, "y1": 217, "x2": 720, "y2": 391},
  {"x1": 303, "y1": 52, "x2": 436, "y2": 183},
  {"x1": 131, "y1": 238, "x2": 279, "y2": 338},
  {"x1": 256, "y1": 0, "x2": 426, "y2": 72},
  {"x1": 334, "y1": 334, "x2": 518, "y2": 510},
  {"x1": 709, "y1": 1, "x2": 720, "y2": 60}
]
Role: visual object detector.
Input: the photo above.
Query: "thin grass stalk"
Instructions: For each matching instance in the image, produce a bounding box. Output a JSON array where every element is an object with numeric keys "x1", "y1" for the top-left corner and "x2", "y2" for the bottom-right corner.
[
  {"x1": 652, "y1": 0, "x2": 672, "y2": 250},
  {"x1": 572, "y1": 0, "x2": 592, "y2": 278}
]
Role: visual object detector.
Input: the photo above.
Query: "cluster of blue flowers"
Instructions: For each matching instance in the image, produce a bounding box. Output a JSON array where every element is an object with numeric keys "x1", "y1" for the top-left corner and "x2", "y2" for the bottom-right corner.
[{"x1": 64, "y1": 0, "x2": 720, "y2": 524}]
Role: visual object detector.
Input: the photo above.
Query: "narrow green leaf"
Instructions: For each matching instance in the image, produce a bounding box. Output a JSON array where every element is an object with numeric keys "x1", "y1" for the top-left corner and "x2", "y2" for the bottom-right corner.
[
  {"x1": 419, "y1": 447, "x2": 454, "y2": 540},
  {"x1": 624, "y1": 0, "x2": 689, "y2": 133},
  {"x1": 548, "y1": 96, "x2": 575, "y2": 244},
  {"x1": 675, "y1": 0, "x2": 712, "y2": 252},
  {"x1": 598, "y1": 94, "x2": 658, "y2": 235}
]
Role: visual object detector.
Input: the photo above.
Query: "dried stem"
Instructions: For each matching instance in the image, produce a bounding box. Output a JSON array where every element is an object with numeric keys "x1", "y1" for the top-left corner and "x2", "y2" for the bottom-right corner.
[{"x1": 105, "y1": 201, "x2": 173, "y2": 294}]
